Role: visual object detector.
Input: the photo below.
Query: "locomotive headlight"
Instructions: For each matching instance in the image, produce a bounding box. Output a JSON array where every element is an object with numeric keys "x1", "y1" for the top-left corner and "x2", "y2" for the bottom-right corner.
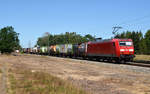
[
  {"x1": 120, "y1": 49, "x2": 125, "y2": 51},
  {"x1": 129, "y1": 49, "x2": 134, "y2": 52}
]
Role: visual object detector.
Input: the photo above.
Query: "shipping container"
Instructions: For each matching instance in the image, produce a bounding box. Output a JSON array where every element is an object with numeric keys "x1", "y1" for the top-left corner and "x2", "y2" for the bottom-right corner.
[
  {"x1": 78, "y1": 43, "x2": 88, "y2": 56},
  {"x1": 60, "y1": 44, "x2": 66, "y2": 53},
  {"x1": 66, "y1": 44, "x2": 73, "y2": 54},
  {"x1": 49, "y1": 45, "x2": 56, "y2": 55},
  {"x1": 40, "y1": 46, "x2": 48, "y2": 54},
  {"x1": 32, "y1": 47, "x2": 40, "y2": 54}
]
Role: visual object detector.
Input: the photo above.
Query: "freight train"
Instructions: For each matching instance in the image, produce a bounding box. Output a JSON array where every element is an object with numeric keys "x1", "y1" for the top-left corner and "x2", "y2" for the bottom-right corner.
[{"x1": 22, "y1": 39, "x2": 135, "y2": 63}]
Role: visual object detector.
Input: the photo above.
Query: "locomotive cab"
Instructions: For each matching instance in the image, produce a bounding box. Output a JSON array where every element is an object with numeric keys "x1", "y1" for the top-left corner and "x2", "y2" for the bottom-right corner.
[{"x1": 118, "y1": 40, "x2": 135, "y2": 61}]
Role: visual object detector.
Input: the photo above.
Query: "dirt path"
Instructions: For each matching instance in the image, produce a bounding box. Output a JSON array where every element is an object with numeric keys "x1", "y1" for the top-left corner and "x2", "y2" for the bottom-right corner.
[
  {"x1": 0, "y1": 60, "x2": 7, "y2": 94},
  {"x1": 1, "y1": 54, "x2": 150, "y2": 94}
]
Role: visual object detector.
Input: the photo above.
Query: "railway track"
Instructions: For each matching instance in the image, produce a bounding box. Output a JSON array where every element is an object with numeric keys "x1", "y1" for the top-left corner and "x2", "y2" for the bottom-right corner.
[
  {"x1": 125, "y1": 62, "x2": 150, "y2": 68},
  {"x1": 21, "y1": 53, "x2": 150, "y2": 68}
]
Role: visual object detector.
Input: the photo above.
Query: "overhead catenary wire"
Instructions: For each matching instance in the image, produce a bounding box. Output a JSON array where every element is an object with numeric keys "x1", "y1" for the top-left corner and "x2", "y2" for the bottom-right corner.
[
  {"x1": 112, "y1": 14, "x2": 150, "y2": 35},
  {"x1": 118, "y1": 14, "x2": 150, "y2": 26}
]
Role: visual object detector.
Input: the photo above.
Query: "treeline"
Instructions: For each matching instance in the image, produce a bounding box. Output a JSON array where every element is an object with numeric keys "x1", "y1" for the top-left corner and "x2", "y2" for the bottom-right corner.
[
  {"x1": 37, "y1": 30, "x2": 150, "y2": 55},
  {"x1": 37, "y1": 32, "x2": 95, "y2": 47},
  {"x1": 115, "y1": 30, "x2": 150, "y2": 54}
]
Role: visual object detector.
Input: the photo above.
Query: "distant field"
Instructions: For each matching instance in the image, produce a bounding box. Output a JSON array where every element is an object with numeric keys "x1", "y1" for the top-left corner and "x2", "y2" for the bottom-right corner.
[{"x1": 134, "y1": 55, "x2": 150, "y2": 61}]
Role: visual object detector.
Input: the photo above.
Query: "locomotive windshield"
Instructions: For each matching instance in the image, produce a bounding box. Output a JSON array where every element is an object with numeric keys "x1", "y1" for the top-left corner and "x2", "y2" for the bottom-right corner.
[{"x1": 119, "y1": 41, "x2": 132, "y2": 46}]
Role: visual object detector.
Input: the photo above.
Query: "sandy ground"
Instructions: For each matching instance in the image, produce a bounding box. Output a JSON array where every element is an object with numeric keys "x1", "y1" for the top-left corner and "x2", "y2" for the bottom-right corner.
[{"x1": 0, "y1": 54, "x2": 150, "y2": 94}]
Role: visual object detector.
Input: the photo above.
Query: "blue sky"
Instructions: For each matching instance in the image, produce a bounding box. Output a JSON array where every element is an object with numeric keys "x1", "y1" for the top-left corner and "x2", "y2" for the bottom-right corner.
[{"x1": 0, "y1": 0, "x2": 150, "y2": 47}]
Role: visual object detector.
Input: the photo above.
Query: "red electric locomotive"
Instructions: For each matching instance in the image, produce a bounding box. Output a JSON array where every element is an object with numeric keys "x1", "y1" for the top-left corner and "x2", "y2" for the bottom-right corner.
[{"x1": 85, "y1": 39, "x2": 134, "y2": 63}]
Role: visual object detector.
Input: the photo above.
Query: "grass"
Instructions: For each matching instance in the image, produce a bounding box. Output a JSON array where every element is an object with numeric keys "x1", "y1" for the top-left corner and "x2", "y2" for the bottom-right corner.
[
  {"x1": 8, "y1": 69, "x2": 88, "y2": 94},
  {"x1": 134, "y1": 55, "x2": 150, "y2": 61},
  {"x1": 0, "y1": 69, "x2": 2, "y2": 73}
]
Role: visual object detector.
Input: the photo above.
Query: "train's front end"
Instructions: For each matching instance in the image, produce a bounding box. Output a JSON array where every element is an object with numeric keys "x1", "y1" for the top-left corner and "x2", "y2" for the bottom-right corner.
[{"x1": 117, "y1": 39, "x2": 135, "y2": 62}]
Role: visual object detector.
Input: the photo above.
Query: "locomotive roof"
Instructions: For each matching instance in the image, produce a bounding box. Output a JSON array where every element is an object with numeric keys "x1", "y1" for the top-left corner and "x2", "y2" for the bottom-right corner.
[{"x1": 89, "y1": 38, "x2": 132, "y2": 43}]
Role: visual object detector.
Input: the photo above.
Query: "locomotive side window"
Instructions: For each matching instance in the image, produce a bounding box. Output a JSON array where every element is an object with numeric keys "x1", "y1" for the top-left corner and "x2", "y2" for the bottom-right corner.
[{"x1": 119, "y1": 41, "x2": 132, "y2": 46}]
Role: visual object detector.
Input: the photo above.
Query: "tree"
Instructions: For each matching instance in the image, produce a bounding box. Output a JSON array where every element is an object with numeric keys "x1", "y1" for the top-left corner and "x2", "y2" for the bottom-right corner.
[
  {"x1": 139, "y1": 38, "x2": 147, "y2": 54},
  {"x1": 144, "y1": 30, "x2": 150, "y2": 54},
  {"x1": 84, "y1": 34, "x2": 95, "y2": 41},
  {"x1": 36, "y1": 32, "x2": 95, "y2": 46},
  {"x1": 0, "y1": 26, "x2": 20, "y2": 53}
]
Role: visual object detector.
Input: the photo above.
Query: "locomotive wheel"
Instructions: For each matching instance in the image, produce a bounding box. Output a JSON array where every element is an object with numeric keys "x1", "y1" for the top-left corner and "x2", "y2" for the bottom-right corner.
[
  {"x1": 99, "y1": 59, "x2": 104, "y2": 62},
  {"x1": 88, "y1": 57, "x2": 93, "y2": 60},
  {"x1": 108, "y1": 59, "x2": 113, "y2": 63},
  {"x1": 96, "y1": 58, "x2": 100, "y2": 61},
  {"x1": 83, "y1": 57, "x2": 87, "y2": 60},
  {"x1": 119, "y1": 60, "x2": 126, "y2": 64},
  {"x1": 115, "y1": 60, "x2": 121, "y2": 64},
  {"x1": 69, "y1": 55, "x2": 72, "y2": 58}
]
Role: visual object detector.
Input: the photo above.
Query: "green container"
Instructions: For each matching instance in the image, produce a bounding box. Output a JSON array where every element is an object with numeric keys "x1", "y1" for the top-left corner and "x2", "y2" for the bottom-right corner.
[{"x1": 40, "y1": 46, "x2": 48, "y2": 53}]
